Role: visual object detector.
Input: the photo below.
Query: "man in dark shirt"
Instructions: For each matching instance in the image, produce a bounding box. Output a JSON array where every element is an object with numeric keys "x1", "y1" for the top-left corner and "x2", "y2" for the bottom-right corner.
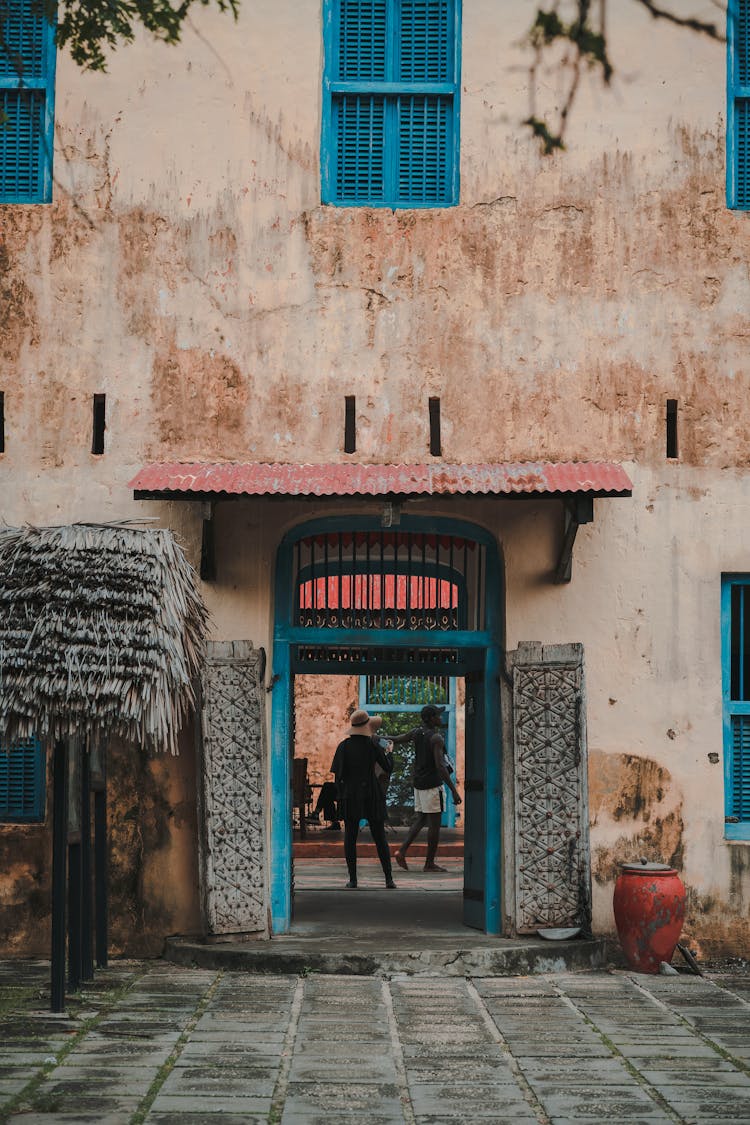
[
  {"x1": 331, "y1": 709, "x2": 396, "y2": 889},
  {"x1": 391, "y1": 704, "x2": 462, "y2": 873}
]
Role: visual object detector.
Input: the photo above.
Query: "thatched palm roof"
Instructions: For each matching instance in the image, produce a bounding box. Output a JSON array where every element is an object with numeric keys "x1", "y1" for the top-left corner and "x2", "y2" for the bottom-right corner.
[{"x1": 0, "y1": 523, "x2": 209, "y2": 753}]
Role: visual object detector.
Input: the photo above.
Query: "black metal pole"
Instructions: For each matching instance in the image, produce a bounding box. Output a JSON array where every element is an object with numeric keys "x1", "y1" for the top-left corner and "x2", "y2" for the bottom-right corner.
[
  {"x1": 67, "y1": 739, "x2": 82, "y2": 992},
  {"x1": 67, "y1": 838, "x2": 82, "y2": 991},
  {"x1": 50, "y1": 739, "x2": 68, "y2": 1013},
  {"x1": 94, "y1": 749, "x2": 108, "y2": 969},
  {"x1": 80, "y1": 743, "x2": 93, "y2": 981}
]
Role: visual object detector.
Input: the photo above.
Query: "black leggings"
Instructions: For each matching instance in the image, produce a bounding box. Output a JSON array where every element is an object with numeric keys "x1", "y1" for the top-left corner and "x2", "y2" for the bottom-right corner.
[{"x1": 344, "y1": 816, "x2": 392, "y2": 880}]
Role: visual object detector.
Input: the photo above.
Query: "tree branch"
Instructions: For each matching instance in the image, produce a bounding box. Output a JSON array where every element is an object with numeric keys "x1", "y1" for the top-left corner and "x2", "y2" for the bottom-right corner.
[
  {"x1": 633, "y1": 0, "x2": 724, "y2": 40},
  {"x1": 524, "y1": 0, "x2": 725, "y2": 155}
]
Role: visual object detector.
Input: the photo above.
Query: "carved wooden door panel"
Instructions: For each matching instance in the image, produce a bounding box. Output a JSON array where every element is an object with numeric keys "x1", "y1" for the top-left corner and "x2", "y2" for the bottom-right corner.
[
  {"x1": 510, "y1": 643, "x2": 591, "y2": 934},
  {"x1": 199, "y1": 640, "x2": 267, "y2": 935}
]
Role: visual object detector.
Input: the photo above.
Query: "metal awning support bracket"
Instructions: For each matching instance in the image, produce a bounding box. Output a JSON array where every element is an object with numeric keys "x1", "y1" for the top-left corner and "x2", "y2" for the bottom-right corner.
[
  {"x1": 554, "y1": 496, "x2": 594, "y2": 584},
  {"x1": 200, "y1": 501, "x2": 216, "y2": 582}
]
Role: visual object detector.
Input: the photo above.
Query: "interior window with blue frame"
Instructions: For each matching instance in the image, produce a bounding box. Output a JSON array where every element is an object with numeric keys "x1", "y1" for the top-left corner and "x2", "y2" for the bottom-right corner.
[
  {"x1": 722, "y1": 576, "x2": 750, "y2": 838},
  {"x1": 728, "y1": 0, "x2": 750, "y2": 209},
  {"x1": 321, "y1": 0, "x2": 461, "y2": 208},
  {"x1": 0, "y1": 0, "x2": 57, "y2": 204},
  {"x1": 0, "y1": 737, "x2": 46, "y2": 823}
]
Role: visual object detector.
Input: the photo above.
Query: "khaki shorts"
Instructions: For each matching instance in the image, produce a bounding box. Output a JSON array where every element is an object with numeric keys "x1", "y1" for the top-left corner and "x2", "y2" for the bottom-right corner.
[{"x1": 414, "y1": 786, "x2": 445, "y2": 814}]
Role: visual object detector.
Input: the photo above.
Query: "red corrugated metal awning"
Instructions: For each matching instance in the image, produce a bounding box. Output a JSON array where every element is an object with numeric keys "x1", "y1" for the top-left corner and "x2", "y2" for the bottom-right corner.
[{"x1": 129, "y1": 461, "x2": 632, "y2": 499}]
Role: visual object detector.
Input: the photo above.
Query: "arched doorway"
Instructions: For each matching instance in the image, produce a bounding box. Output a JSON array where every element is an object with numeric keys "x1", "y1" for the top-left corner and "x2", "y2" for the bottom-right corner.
[{"x1": 270, "y1": 515, "x2": 503, "y2": 935}]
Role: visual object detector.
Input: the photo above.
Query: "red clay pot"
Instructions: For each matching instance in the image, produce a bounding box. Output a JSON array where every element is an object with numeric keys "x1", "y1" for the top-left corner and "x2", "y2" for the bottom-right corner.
[{"x1": 613, "y1": 861, "x2": 686, "y2": 974}]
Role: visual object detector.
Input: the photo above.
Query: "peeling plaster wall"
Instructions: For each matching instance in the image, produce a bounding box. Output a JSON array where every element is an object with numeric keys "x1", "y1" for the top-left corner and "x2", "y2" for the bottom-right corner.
[
  {"x1": 1, "y1": 1, "x2": 748, "y2": 952},
  {"x1": 295, "y1": 674, "x2": 360, "y2": 792},
  {"x1": 0, "y1": 727, "x2": 201, "y2": 957}
]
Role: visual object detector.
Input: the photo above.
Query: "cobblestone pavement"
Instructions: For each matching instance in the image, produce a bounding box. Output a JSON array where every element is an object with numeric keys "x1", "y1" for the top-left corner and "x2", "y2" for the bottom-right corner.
[{"x1": 1, "y1": 960, "x2": 749, "y2": 1124}]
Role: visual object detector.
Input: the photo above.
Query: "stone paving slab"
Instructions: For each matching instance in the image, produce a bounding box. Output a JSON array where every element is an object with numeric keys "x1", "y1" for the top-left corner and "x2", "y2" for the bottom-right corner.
[
  {"x1": 147, "y1": 1115, "x2": 266, "y2": 1125},
  {"x1": 538, "y1": 1092, "x2": 673, "y2": 1120},
  {"x1": 149, "y1": 1093, "x2": 273, "y2": 1112},
  {"x1": 282, "y1": 1095, "x2": 404, "y2": 1119},
  {"x1": 39, "y1": 1068, "x2": 155, "y2": 1095},
  {"x1": 6, "y1": 1113, "x2": 135, "y2": 1125},
  {"x1": 288, "y1": 1055, "x2": 397, "y2": 1082},
  {"x1": 280, "y1": 1115, "x2": 405, "y2": 1125},
  {"x1": 411, "y1": 1116, "x2": 539, "y2": 1125},
  {"x1": 158, "y1": 1068, "x2": 277, "y2": 1096},
  {"x1": 2, "y1": 960, "x2": 750, "y2": 1123}
]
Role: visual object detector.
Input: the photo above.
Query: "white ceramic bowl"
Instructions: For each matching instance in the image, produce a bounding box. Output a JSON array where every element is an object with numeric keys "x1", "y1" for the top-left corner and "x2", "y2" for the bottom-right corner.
[{"x1": 536, "y1": 926, "x2": 581, "y2": 941}]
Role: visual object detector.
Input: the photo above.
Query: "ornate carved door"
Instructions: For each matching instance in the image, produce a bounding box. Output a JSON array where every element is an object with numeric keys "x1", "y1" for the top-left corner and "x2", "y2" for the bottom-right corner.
[
  {"x1": 510, "y1": 642, "x2": 591, "y2": 934},
  {"x1": 199, "y1": 641, "x2": 267, "y2": 935}
]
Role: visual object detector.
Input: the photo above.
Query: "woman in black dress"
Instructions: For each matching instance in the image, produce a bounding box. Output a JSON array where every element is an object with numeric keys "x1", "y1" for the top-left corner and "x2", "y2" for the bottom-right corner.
[{"x1": 331, "y1": 710, "x2": 396, "y2": 889}]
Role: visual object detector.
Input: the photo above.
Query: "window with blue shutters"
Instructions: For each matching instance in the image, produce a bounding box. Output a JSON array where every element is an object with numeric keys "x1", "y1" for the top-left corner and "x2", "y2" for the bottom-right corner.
[
  {"x1": 722, "y1": 576, "x2": 750, "y2": 838},
  {"x1": 0, "y1": 737, "x2": 46, "y2": 823},
  {"x1": 322, "y1": 0, "x2": 460, "y2": 208},
  {"x1": 728, "y1": 0, "x2": 750, "y2": 208},
  {"x1": 0, "y1": 1, "x2": 56, "y2": 204}
]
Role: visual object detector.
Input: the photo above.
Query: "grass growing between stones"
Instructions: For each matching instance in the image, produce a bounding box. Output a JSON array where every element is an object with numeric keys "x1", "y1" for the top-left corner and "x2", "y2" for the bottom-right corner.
[
  {"x1": 0, "y1": 964, "x2": 147, "y2": 1125},
  {"x1": 129, "y1": 970, "x2": 223, "y2": 1125}
]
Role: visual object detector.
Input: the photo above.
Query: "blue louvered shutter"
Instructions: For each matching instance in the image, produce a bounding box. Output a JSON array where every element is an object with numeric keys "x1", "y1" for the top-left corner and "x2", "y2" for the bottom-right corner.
[
  {"x1": 334, "y1": 93, "x2": 386, "y2": 201},
  {"x1": 723, "y1": 576, "x2": 750, "y2": 838},
  {"x1": 738, "y1": 0, "x2": 750, "y2": 82},
  {"x1": 339, "y1": 0, "x2": 387, "y2": 80},
  {"x1": 736, "y1": 98, "x2": 750, "y2": 209},
  {"x1": 397, "y1": 0, "x2": 454, "y2": 204},
  {"x1": 397, "y1": 93, "x2": 451, "y2": 204},
  {"x1": 0, "y1": 90, "x2": 45, "y2": 200},
  {"x1": 323, "y1": 0, "x2": 459, "y2": 207},
  {"x1": 333, "y1": 0, "x2": 387, "y2": 202},
  {"x1": 731, "y1": 716, "x2": 750, "y2": 819},
  {"x1": 399, "y1": 0, "x2": 452, "y2": 81},
  {"x1": 0, "y1": 0, "x2": 55, "y2": 203},
  {"x1": 0, "y1": 738, "x2": 46, "y2": 822},
  {"x1": 0, "y1": 3, "x2": 46, "y2": 81},
  {"x1": 729, "y1": 1, "x2": 750, "y2": 208}
]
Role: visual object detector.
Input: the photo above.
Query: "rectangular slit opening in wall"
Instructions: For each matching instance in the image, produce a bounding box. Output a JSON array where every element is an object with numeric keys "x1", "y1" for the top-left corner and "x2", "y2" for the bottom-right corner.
[
  {"x1": 344, "y1": 395, "x2": 356, "y2": 454},
  {"x1": 666, "y1": 399, "x2": 678, "y2": 459},
  {"x1": 429, "y1": 397, "x2": 441, "y2": 457},
  {"x1": 92, "y1": 394, "x2": 106, "y2": 455},
  {"x1": 0, "y1": 392, "x2": 4, "y2": 453}
]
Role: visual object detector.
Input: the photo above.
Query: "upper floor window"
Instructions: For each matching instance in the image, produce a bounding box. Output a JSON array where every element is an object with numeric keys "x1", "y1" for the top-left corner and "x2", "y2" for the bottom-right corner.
[
  {"x1": 0, "y1": 737, "x2": 46, "y2": 823},
  {"x1": 728, "y1": 0, "x2": 750, "y2": 209},
  {"x1": 722, "y1": 576, "x2": 750, "y2": 838},
  {"x1": 321, "y1": 0, "x2": 461, "y2": 208},
  {"x1": 0, "y1": 1, "x2": 56, "y2": 204}
]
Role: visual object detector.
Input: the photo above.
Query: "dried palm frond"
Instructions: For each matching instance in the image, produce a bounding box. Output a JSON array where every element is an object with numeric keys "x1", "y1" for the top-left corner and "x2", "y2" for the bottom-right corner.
[{"x1": 0, "y1": 523, "x2": 209, "y2": 754}]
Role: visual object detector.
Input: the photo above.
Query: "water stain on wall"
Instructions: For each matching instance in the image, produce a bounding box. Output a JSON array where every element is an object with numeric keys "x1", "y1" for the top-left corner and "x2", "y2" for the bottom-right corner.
[
  {"x1": 0, "y1": 737, "x2": 199, "y2": 959},
  {"x1": 0, "y1": 234, "x2": 38, "y2": 369},
  {"x1": 683, "y1": 881, "x2": 750, "y2": 959},
  {"x1": 0, "y1": 751, "x2": 52, "y2": 956},
  {"x1": 150, "y1": 336, "x2": 248, "y2": 458},
  {"x1": 589, "y1": 751, "x2": 684, "y2": 884}
]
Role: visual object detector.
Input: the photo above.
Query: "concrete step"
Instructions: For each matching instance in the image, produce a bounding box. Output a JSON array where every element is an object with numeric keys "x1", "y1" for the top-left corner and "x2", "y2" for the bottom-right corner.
[{"x1": 164, "y1": 932, "x2": 612, "y2": 977}]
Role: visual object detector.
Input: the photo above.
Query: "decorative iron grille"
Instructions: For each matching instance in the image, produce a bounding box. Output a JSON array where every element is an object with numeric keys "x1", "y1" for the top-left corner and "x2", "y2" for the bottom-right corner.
[
  {"x1": 294, "y1": 531, "x2": 485, "y2": 631},
  {"x1": 295, "y1": 645, "x2": 460, "y2": 668},
  {"x1": 365, "y1": 674, "x2": 449, "y2": 706}
]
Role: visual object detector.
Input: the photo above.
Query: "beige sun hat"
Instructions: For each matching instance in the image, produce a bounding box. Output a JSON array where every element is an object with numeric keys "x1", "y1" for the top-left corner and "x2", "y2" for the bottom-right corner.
[{"x1": 346, "y1": 709, "x2": 372, "y2": 737}]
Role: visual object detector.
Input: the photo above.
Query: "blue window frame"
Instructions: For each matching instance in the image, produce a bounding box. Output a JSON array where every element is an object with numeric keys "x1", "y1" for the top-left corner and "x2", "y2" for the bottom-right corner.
[
  {"x1": 0, "y1": 737, "x2": 46, "y2": 822},
  {"x1": 728, "y1": 0, "x2": 750, "y2": 208},
  {"x1": 321, "y1": 0, "x2": 461, "y2": 208},
  {"x1": 0, "y1": 1, "x2": 56, "y2": 204},
  {"x1": 722, "y1": 576, "x2": 750, "y2": 838}
]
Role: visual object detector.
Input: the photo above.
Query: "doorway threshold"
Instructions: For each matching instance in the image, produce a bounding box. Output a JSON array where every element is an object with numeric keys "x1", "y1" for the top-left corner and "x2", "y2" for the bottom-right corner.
[{"x1": 164, "y1": 881, "x2": 611, "y2": 978}]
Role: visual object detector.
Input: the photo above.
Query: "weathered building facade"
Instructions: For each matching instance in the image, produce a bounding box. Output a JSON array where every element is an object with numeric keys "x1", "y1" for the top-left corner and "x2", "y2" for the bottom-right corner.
[{"x1": 2, "y1": 0, "x2": 749, "y2": 956}]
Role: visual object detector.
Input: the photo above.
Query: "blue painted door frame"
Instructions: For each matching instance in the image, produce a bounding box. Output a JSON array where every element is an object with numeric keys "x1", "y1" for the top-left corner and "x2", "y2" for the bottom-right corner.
[{"x1": 270, "y1": 514, "x2": 503, "y2": 934}]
